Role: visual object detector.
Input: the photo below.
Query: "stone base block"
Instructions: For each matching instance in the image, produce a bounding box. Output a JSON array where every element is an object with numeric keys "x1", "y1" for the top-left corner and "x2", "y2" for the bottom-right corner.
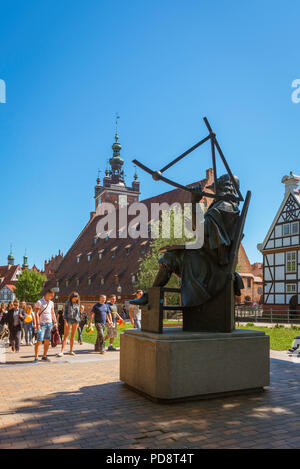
[{"x1": 120, "y1": 328, "x2": 270, "y2": 401}]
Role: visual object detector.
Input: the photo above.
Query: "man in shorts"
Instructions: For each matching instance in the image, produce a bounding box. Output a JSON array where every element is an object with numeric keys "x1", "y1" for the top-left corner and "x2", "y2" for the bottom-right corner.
[
  {"x1": 105, "y1": 294, "x2": 123, "y2": 351},
  {"x1": 34, "y1": 289, "x2": 57, "y2": 363}
]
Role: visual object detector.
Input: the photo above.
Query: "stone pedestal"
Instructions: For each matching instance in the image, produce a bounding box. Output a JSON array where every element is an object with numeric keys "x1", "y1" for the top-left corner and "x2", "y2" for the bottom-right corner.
[{"x1": 120, "y1": 328, "x2": 270, "y2": 402}]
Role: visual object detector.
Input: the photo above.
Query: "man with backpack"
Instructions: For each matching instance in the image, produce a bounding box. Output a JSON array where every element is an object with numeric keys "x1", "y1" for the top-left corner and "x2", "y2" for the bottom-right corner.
[{"x1": 34, "y1": 289, "x2": 57, "y2": 363}]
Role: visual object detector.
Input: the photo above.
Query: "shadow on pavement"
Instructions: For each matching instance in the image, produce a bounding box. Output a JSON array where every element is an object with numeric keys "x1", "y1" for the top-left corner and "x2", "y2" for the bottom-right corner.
[{"x1": 0, "y1": 358, "x2": 299, "y2": 448}]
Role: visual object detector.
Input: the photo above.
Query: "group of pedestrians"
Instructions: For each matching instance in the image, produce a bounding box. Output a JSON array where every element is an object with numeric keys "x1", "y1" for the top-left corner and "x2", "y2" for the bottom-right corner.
[
  {"x1": 88, "y1": 293, "x2": 124, "y2": 354},
  {"x1": 0, "y1": 300, "x2": 37, "y2": 351},
  {"x1": 0, "y1": 288, "x2": 142, "y2": 362}
]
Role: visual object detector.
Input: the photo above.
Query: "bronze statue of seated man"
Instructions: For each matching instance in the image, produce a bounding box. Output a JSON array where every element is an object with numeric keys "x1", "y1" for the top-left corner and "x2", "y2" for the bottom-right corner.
[{"x1": 130, "y1": 173, "x2": 244, "y2": 308}]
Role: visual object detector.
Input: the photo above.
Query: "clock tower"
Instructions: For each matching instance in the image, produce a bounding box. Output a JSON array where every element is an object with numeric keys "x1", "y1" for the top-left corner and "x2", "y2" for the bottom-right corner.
[{"x1": 94, "y1": 128, "x2": 140, "y2": 211}]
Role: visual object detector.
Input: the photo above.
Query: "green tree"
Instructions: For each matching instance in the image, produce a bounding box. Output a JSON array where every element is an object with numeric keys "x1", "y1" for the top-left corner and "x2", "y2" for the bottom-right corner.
[
  {"x1": 135, "y1": 208, "x2": 194, "y2": 305},
  {"x1": 14, "y1": 270, "x2": 47, "y2": 303}
]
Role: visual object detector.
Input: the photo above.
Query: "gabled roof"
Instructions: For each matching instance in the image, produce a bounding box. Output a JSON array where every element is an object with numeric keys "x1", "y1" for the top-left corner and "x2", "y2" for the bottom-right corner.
[
  {"x1": 0, "y1": 265, "x2": 21, "y2": 290},
  {"x1": 258, "y1": 189, "x2": 300, "y2": 252}
]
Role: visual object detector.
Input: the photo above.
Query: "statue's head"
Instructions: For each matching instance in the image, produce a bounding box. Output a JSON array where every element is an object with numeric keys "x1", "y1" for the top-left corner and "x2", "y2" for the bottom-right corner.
[{"x1": 208, "y1": 173, "x2": 239, "y2": 198}]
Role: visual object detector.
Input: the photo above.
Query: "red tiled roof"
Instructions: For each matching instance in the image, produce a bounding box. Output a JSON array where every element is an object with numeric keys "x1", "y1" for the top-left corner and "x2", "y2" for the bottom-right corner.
[
  {"x1": 43, "y1": 168, "x2": 255, "y2": 300},
  {"x1": 0, "y1": 265, "x2": 21, "y2": 290}
]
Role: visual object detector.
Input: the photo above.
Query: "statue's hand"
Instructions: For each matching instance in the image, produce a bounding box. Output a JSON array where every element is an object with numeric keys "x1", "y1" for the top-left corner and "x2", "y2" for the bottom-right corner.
[{"x1": 191, "y1": 184, "x2": 203, "y2": 201}]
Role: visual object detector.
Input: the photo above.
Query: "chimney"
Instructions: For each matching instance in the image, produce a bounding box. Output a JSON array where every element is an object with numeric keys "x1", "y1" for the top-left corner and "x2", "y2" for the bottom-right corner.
[{"x1": 281, "y1": 172, "x2": 300, "y2": 194}]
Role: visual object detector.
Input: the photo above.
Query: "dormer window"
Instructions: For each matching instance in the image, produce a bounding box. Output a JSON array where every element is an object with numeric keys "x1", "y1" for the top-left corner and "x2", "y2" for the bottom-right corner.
[
  {"x1": 94, "y1": 237, "x2": 98, "y2": 245},
  {"x1": 87, "y1": 252, "x2": 92, "y2": 262},
  {"x1": 100, "y1": 277, "x2": 104, "y2": 286},
  {"x1": 111, "y1": 246, "x2": 118, "y2": 259},
  {"x1": 99, "y1": 253, "x2": 102, "y2": 260},
  {"x1": 76, "y1": 254, "x2": 81, "y2": 263},
  {"x1": 141, "y1": 240, "x2": 148, "y2": 254}
]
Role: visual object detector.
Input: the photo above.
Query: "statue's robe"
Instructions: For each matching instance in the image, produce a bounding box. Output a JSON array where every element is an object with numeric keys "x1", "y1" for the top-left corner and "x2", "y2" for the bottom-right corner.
[{"x1": 158, "y1": 199, "x2": 243, "y2": 307}]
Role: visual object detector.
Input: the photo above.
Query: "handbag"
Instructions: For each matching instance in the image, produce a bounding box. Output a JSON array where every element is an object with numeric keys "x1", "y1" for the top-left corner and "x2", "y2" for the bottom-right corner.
[{"x1": 51, "y1": 325, "x2": 61, "y2": 347}]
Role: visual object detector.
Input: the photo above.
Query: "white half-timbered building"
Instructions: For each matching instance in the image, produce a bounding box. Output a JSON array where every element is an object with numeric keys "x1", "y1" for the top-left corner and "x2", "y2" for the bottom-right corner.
[{"x1": 257, "y1": 172, "x2": 300, "y2": 310}]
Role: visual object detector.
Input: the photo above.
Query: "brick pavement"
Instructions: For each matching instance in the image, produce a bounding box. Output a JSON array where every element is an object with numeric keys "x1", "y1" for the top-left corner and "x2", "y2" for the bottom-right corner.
[{"x1": 0, "y1": 342, "x2": 299, "y2": 449}]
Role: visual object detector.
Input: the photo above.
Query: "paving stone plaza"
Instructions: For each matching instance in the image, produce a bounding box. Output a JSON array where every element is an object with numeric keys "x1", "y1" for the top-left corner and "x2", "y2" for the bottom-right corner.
[{"x1": 0, "y1": 344, "x2": 299, "y2": 449}]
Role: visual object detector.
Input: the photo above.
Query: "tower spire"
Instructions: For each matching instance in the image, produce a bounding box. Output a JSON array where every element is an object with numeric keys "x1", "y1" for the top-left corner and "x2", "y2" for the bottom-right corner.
[
  {"x1": 22, "y1": 249, "x2": 29, "y2": 269},
  {"x1": 94, "y1": 119, "x2": 140, "y2": 209},
  {"x1": 109, "y1": 115, "x2": 124, "y2": 184},
  {"x1": 115, "y1": 113, "x2": 120, "y2": 141},
  {"x1": 96, "y1": 168, "x2": 101, "y2": 185},
  {"x1": 8, "y1": 244, "x2": 14, "y2": 266}
]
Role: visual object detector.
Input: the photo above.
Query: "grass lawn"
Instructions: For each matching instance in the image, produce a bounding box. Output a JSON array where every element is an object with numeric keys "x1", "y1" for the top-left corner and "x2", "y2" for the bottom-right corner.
[
  {"x1": 237, "y1": 324, "x2": 300, "y2": 350},
  {"x1": 79, "y1": 322, "x2": 133, "y2": 348},
  {"x1": 76, "y1": 321, "x2": 300, "y2": 351},
  {"x1": 78, "y1": 320, "x2": 181, "y2": 348}
]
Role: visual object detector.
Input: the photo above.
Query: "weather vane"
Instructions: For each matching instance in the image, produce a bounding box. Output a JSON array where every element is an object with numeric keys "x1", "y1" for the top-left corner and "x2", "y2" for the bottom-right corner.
[{"x1": 115, "y1": 113, "x2": 120, "y2": 134}]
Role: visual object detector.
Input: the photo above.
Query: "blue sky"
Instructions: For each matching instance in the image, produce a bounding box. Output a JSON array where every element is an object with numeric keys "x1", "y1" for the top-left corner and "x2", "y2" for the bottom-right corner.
[{"x1": 0, "y1": 0, "x2": 300, "y2": 269}]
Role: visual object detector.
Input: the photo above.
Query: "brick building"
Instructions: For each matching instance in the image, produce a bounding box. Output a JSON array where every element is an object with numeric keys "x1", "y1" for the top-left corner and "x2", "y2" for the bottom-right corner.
[
  {"x1": 44, "y1": 130, "x2": 261, "y2": 310},
  {"x1": 43, "y1": 251, "x2": 63, "y2": 279},
  {"x1": 236, "y1": 245, "x2": 263, "y2": 304}
]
